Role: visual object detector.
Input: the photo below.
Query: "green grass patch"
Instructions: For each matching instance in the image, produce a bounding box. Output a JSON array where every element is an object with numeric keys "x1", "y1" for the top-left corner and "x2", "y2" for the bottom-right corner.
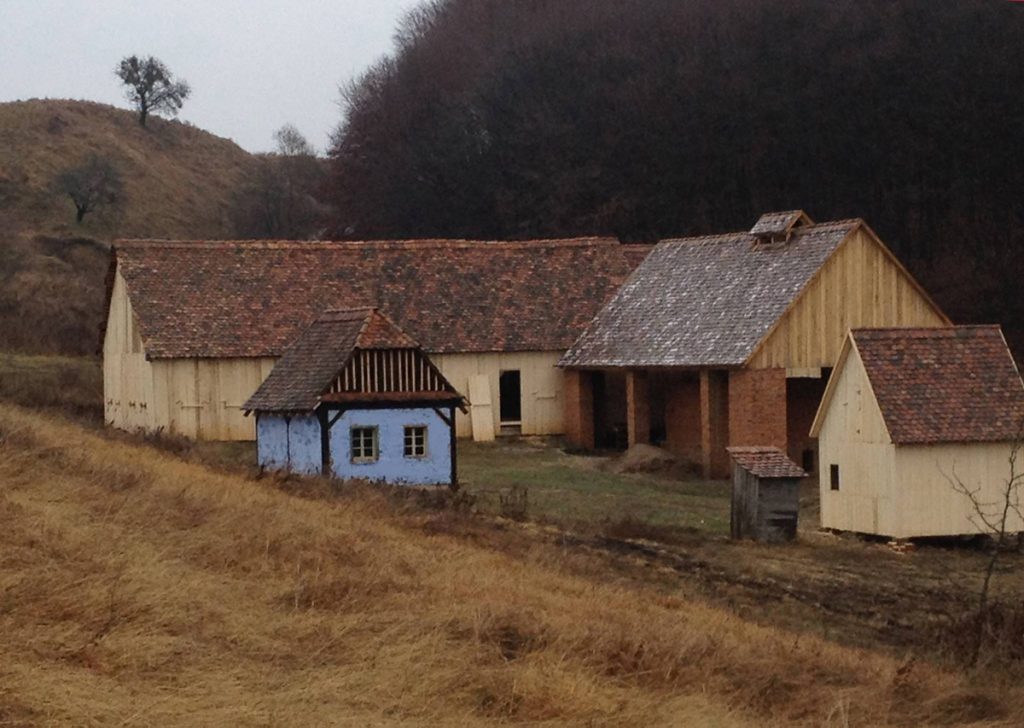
[{"x1": 459, "y1": 440, "x2": 730, "y2": 536}]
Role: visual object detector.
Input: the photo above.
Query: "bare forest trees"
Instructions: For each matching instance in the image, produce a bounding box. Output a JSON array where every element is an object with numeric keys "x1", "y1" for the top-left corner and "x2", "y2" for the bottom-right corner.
[
  {"x1": 54, "y1": 155, "x2": 124, "y2": 223},
  {"x1": 115, "y1": 55, "x2": 191, "y2": 127},
  {"x1": 230, "y1": 125, "x2": 327, "y2": 239}
]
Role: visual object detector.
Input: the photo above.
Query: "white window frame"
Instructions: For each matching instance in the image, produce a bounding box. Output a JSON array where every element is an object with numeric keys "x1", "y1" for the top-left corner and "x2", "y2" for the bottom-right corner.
[
  {"x1": 403, "y1": 425, "x2": 428, "y2": 459},
  {"x1": 350, "y1": 426, "x2": 379, "y2": 463}
]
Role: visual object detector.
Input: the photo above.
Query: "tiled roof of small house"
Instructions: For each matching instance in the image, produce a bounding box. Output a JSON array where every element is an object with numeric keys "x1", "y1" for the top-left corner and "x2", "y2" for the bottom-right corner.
[
  {"x1": 109, "y1": 238, "x2": 650, "y2": 359},
  {"x1": 852, "y1": 327, "x2": 1024, "y2": 444},
  {"x1": 560, "y1": 217, "x2": 861, "y2": 368},
  {"x1": 244, "y1": 308, "x2": 445, "y2": 412},
  {"x1": 727, "y1": 447, "x2": 807, "y2": 479}
]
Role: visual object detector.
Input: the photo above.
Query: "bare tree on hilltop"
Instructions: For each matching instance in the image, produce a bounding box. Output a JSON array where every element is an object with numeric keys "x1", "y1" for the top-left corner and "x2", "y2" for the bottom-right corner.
[{"x1": 115, "y1": 55, "x2": 191, "y2": 127}]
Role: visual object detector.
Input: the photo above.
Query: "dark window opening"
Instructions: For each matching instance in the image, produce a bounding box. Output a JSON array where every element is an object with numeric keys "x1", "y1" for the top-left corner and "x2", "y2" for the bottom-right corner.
[
  {"x1": 499, "y1": 370, "x2": 522, "y2": 423},
  {"x1": 830, "y1": 464, "x2": 840, "y2": 491},
  {"x1": 802, "y1": 448, "x2": 815, "y2": 473}
]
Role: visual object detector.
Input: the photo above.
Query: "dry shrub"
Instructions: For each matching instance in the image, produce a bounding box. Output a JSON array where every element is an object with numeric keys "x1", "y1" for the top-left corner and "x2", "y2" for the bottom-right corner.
[{"x1": 940, "y1": 600, "x2": 1024, "y2": 669}]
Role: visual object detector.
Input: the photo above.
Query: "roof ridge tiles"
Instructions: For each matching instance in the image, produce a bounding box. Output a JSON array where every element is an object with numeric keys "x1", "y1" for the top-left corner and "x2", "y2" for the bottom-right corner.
[
  {"x1": 114, "y1": 237, "x2": 622, "y2": 250},
  {"x1": 660, "y1": 218, "x2": 860, "y2": 245}
]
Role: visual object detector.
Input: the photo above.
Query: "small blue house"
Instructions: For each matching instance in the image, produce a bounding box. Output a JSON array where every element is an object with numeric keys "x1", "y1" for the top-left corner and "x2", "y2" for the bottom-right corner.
[{"x1": 244, "y1": 308, "x2": 466, "y2": 487}]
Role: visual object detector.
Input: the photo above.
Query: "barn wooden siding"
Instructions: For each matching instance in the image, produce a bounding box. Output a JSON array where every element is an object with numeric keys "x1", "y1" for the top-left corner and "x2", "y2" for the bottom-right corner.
[
  {"x1": 748, "y1": 228, "x2": 948, "y2": 370},
  {"x1": 104, "y1": 271, "x2": 275, "y2": 440},
  {"x1": 431, "y1": 351, "x2": 565, "y2": 438},
  {"x1": 815, "y1": 345, "x2": 898, "y2": 535},
  {"x1": 106, "y1": 271, "x2": 566, "y2": 440}
]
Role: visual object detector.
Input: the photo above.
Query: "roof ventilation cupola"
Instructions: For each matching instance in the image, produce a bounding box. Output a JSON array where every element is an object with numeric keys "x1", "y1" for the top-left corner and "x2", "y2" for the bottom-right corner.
[{"x1": 750, "y1": 210, "x2": 813, "y2": 246}]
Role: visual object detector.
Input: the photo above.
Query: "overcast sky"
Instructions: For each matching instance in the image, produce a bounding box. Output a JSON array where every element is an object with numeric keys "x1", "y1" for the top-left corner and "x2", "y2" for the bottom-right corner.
[{"x1": 0, "y1": 0, "x2": 415, "y2": 153}]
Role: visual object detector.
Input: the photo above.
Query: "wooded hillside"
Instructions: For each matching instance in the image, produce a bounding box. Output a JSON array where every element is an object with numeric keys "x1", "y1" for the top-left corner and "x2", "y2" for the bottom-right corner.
[{"x1": 327, "y1": 0, "x2": 1024, "y2": 351}]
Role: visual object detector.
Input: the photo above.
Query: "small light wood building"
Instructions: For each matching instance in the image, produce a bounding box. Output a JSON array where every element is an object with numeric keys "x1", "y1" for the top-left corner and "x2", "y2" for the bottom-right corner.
[
  {"x1": 102, "y1": 238, "x2": 647, "y2": 441},
  {"x1": 245, "y1": 308, "x2": 466, "y2": 486},
  {"x1": 810, "y1": 327, "x2": 1024, "y2": 538},
  {"x1": 560, "y1": 211, "x2": 950, "y2": 478}
]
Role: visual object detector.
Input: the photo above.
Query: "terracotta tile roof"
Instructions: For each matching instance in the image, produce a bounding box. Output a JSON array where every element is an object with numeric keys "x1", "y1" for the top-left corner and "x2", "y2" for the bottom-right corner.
[
  {"x1": 727, "y1": 447, "x2": 807, "y2": 479},
  {"x1": 853, "y1": 327, "x2": 1024, "y2": 445},
  {"x1": 244, "y1": 308, "x2": 383, "y2": 412},
  {"x1": 560, "y1": 218, "x2": 860, "y2": 368},
  {"x1": 111, "y1": 238, "x2": 649, "y2": 359}
]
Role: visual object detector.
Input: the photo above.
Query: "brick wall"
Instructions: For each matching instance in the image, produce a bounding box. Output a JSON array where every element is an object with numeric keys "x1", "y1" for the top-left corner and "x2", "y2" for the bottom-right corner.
[
  {"x1": 664, "y1": 375, "x2": 701, "y2": 464},
  {"x1": 728, "y1": 368, "x2": 787, "y2": 451}
]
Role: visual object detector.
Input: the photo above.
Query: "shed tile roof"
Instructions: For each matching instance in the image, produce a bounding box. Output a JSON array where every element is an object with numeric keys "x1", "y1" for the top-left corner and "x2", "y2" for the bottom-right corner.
[
  {"x1": 112, "y1": 238, "x2": 649, "y2": 359},
  {"x1": 244, "y1": 308, "x2": 388, "y2": 412},
  {"x1": 853, "y1": 327, "x2": 1024, "y2": 445},
  {"x1": 560, "y1": 219, "x2": 860, "y2": 368},
  {"x1": 727, "y1": 447, "x2": 807, "y2": 479}
]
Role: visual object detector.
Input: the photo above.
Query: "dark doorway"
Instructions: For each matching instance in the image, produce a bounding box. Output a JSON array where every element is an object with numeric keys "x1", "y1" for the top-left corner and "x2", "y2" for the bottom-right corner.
[{"x1": 499, "y1": 370, "x2": 522, "y2": 423}]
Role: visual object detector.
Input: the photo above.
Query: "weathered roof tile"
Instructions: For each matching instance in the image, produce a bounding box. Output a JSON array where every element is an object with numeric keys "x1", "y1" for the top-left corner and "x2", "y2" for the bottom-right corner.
[
  {"x1": 560, "y1": 219, "x2": 859, "y2": 368},
  {"x1": 853, "y1": 326, "x2": 1024, "y2": 444},
  {"x1": 727, "y1": 446, "x2": 807, "y2": 478},
  {"x1": 112, "y1": 238, "x2": 650, "y2": 358}
]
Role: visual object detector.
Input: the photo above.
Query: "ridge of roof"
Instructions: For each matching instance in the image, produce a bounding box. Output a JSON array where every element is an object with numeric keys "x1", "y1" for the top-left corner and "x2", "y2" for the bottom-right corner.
[
  {"x1": 851, "y1": 325, "x2": 1001, "y2": 339},
  {"x1": 659, "y1": 218, "x2": 861, "y2": 246},
  {"x1": 113, "y1": 237, "x2": 623, "y2": 251}
]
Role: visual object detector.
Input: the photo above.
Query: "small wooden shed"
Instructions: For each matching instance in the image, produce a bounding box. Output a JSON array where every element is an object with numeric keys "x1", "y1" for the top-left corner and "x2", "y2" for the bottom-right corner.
[
  {"x1": 811, "y1": 327, "x2": 1024, "y2": 538},
  {"x1": 244, "y1": 308, "x2": 466, "y2": 487},
  {"x1": 727, "y1": 446, "x2": 806, "y2": 542}
]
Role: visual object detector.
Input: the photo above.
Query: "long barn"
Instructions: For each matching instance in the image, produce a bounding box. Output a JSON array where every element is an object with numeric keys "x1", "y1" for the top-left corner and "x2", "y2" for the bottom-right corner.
[{"x1": 102, "y1": 238, "x2": 648, "y2": 441}]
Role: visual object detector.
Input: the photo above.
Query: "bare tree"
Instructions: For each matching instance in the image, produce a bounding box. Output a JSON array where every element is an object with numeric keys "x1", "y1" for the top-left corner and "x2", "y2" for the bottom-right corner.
[
  {"x1": 946, "y1": 422, "x2": 1024, "y2": 665},
  {"x1": 115, "y1": 55, "x2": 191, "y2": 127},
  {"x1": 54, "y1": 155, "x2": 124, "y2": 223},
  {"x1": 274, "y1": 124, "x2": 315, "y2": 157}
]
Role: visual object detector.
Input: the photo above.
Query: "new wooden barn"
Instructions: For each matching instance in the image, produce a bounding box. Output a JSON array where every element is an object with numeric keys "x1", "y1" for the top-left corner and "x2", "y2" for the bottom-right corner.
[
  {"x1": 811, "y1": 327, "x2": 1024, "y2": 538},
  {"x1": 244, "y1": 308, "x2": 465, "y2": 486},
  {"x1": 560, "y1": 211, "x2": 950, "y2": 477},
  {"x1": 103, "y1": 238, "x2": 647, "y2": 441}
]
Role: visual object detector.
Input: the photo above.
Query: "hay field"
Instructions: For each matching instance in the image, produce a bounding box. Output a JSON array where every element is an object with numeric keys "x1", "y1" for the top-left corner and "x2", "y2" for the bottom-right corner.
[{"x1": 0, "y1": 404, "x2": 1020, "y2": 726}]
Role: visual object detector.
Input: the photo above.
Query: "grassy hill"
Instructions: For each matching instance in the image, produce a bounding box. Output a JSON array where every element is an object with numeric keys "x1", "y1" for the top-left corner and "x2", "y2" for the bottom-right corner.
[
  {"x1": 0, "y1": 99, "x2": 254, "y2": 239},
  {"x1": 1, "y1": 401, "x2": 1022, "y2": 725},
  {"x1": 0, "y1": 99, "x2": 257, "y2": 355}
]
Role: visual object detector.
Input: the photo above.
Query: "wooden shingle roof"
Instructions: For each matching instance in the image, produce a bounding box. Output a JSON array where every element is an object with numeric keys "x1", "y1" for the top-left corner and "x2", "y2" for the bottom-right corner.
[
  {"x1": 110, "y1": 238, "x2": 650, "y2": 359},
  {"x1": 560, "y1": 218, "x2": 861, "y2": 368},
  {"x1": 852, "y1": 327, "x2": 1024, "y2": 445},
  {"x1": 244, "y1": 308, "x2": 453, "y2": 413}
]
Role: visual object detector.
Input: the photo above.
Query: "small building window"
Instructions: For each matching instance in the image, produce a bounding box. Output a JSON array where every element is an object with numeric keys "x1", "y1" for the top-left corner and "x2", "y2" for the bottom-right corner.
[
  {"x1": 830, "y1": 464, "x2": 840, "y2": 491},
  {"x1": 404, "y1": 425, "x2": 428, "y2": 458},
  {"x1": 351, "y1": 426, "x2": 379, "y2": 463}
]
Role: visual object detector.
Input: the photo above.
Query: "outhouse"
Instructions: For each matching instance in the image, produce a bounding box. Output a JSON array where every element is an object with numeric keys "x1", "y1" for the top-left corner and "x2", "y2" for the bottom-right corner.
[
  {"x1": 244, "y1": 308, "x2": 466, "y2": 487},
  {"x1": 727, "y1": 446, "x2": 805, "y2": 542}
]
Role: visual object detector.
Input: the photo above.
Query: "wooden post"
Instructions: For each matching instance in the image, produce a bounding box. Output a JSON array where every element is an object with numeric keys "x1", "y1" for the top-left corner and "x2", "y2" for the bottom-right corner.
[
  {"x1": 700, "y1": 370, "x2": 729, "y2": 479},
  {"x1": 563, "y1": 369, "x2": 595, "y2": 449},
  {"x1": 625, "y1": 370, "x2": 650, "y2": 447}
]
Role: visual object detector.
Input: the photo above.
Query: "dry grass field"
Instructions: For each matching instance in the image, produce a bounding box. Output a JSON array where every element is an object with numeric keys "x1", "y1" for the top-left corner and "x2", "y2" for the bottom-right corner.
[
  {"x1": 0, "y1": 99, "x2": 254, "y2": 240},
  {"x1": 3, "y1": 402, "x2": 1024, "y2": 726}
]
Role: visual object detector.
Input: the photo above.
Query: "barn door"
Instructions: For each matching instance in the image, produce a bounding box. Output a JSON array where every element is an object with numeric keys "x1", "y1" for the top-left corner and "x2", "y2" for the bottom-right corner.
[{"x1": 468, "y1": 374, "x2": 496, "y2": 442}]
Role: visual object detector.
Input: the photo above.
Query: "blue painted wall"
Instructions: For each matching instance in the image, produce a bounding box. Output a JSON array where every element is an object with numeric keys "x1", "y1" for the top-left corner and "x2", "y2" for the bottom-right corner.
[
  {"x1": 256, "y1": 413, "x2": 322, "y2": 475},
  {"x1": 328, "y1": 407, "x2": 452, "y2": 486}
]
